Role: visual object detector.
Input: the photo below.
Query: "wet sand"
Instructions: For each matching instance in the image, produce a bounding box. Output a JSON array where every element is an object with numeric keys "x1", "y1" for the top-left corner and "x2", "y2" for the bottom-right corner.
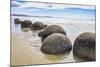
[
  {"x1": 11, "y1": 16, "x2": 95, "y2": 66},
  {"x1": 11, "y1": 33, "x2": 71, "y2": 66},
  {"x1": 11, "y1": 33, "x2": 51, "y2": 66}
]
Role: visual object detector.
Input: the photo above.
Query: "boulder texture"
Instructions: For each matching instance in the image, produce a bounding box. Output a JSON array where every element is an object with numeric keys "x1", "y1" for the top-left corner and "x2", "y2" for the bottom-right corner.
[
  {"x1": 31, "y1": 22, "x2": 47, "y2": 30},
  {"x1": 38, "y1": 25, "x2": 66, "y2": 41},
  {"x1": 73, "y1": 32, "x2": 96, "y2": 61},
  {"x1": 14, "y1": 18, "x2": 23, "y2": 24},
  {"x1": 41, "y1": 33, "x2": 72, "y2": 54},
  {"x1": 21, "y1": 20, "x2": 32, "y2": 28}
]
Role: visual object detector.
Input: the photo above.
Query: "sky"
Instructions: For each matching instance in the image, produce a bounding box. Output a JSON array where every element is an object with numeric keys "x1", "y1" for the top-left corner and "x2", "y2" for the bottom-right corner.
[{"x1": 11, "y1": 0, "x2": 96, "y2": 20}]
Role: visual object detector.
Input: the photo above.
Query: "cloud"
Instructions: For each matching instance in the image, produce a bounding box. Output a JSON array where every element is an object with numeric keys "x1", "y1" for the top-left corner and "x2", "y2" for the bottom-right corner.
[
  {"x1": 15, "y1": 1, "x2": 95, "y2": 10},
  {"x1": 11, "y1": 1, "x2": 22, "y2": 7},
  {"x1": 11, "y1": 0, "x2": 95, "y2": 14}
]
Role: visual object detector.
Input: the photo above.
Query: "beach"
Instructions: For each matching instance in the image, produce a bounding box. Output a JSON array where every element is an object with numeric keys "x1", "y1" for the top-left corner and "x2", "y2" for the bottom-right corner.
[
  {"x1": 10, "y1": 1, "x2": 96, "y2": 66},
  {"x1": 11, "y1": 16, "x2": 95, "y2": 66}
]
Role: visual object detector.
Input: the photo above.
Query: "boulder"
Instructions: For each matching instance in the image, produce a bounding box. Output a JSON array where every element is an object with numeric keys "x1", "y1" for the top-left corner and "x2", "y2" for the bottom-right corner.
[
  {"x1": 73, "y1": 32, "x2": 96, "y2": 61},
  {"x1": 41, "y1": 33, "x2": 72, "y2": 54},
  {"x1": 21, "y1": 20, "x2": 32, "y2": 28},
  {"x1": 14, "y1": 18, "x2": 23, "y2": 24},
  {"x1": 31, "y1": 22, "x2": 47, "y2": 30},
  {"x1": 38, "y1": 25, "x2": 66, "y2": 41}
]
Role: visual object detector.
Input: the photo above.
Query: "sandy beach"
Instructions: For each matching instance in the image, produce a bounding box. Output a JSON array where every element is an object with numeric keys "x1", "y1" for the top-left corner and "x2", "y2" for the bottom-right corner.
[
  {"x1": 11, "y1": 21, "x2": 95, "y2": 66},
  {"x1": 11, "y1": 33, "x2": 54, "y2": 66},
  {"x1": 11, "y1": 1, "x2": 96, "y2": 66},
  {"x1": 11, "y1": 33, "x2": 72, "y2": 66}
]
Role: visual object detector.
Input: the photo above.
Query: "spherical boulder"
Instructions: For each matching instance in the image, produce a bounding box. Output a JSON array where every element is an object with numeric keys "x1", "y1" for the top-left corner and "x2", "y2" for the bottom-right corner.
[
  {"x1": 38, "y1": 25, "x2": 66, "y2": 41},
  {"x1": 14, "y1": 18, "x2": 23, "y2": 24},
  {"x1": 21, "y1": 20, "x2": 32, "y2": 28},
  {"x1": 73, "y1": 32, "x2": 96, "y2": 61},
  {"x1": 31, "y1": 22, "x2": 47, "y2": 30},
  {"x1": 41, "y1": 33, "x2": 72, "y2": 54}
]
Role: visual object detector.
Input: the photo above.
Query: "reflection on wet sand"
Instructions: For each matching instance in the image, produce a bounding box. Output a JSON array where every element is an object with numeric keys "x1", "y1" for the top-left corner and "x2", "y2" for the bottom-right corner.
[
  {"x1": 11, "y1": 33, "x2": 72, "y2": 66},
  {"x1": 11, "y1": 17, "x2": 95, "y2": 66},
  {"x1": 21, "y1": 28, "x2": 31, "y2": 32},
  {"x1": 42, "y1": 51, "x2": 71, "y2": 62}
]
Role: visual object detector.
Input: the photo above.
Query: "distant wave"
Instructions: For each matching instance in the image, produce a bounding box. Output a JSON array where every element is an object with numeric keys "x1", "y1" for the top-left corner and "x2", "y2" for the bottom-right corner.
[
  {"x1": 11, "y1": 14, "x2": 66, "y2": 18},
  {"x1": 11, "y1": 14, "x2": 32, "y2": 17},
  {"x1": 11, "y1": 14, "x2": 95, "y2": 22}
]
